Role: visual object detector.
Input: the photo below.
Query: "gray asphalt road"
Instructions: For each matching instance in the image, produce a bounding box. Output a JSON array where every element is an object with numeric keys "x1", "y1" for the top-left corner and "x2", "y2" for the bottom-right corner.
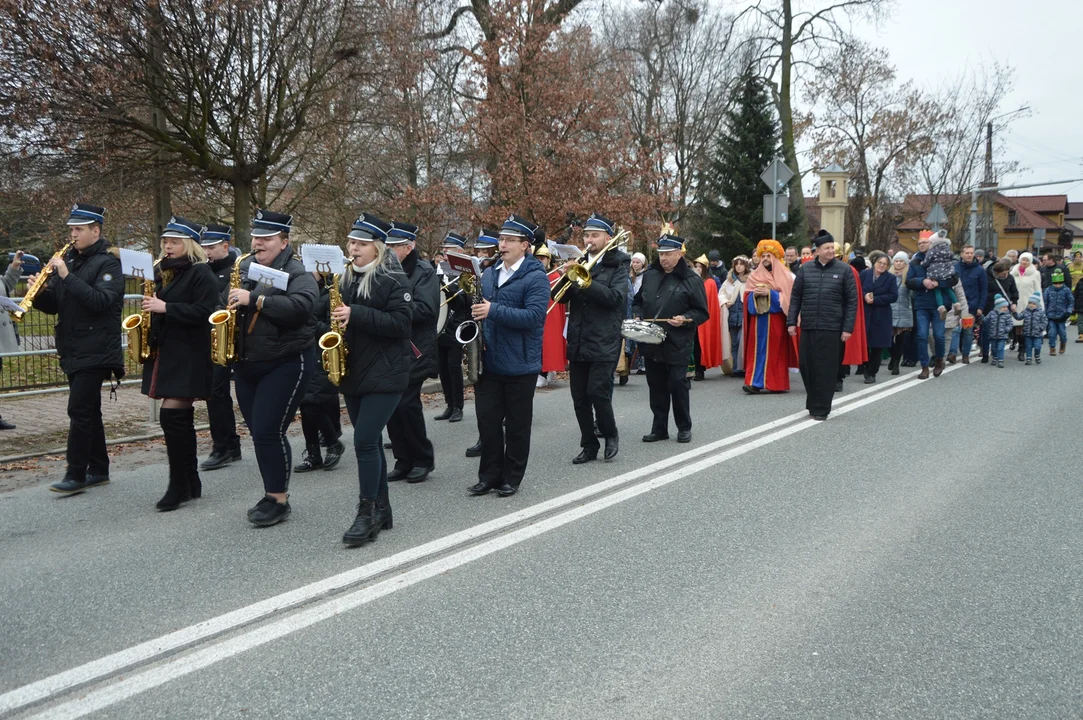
[{"x1": 1, "y1": 352, "x2": 1080, "y2": 719}]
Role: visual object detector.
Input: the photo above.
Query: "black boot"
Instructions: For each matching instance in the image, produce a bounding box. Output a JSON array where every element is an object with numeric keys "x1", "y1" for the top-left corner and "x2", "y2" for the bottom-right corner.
[
  {"x1": 343, "y1": 498, "x2": 380, "y2": 548},
  {"x1": 180, "y1": 407, "x2": 202, "y2": 499},
  {"x1": 322, "y1": 440, "x2": 345, "y2": 471},
  {"x1": 374, "y1": 485, "x2": 393, "y2": 531},
  {"x1": 157, "y1": 409, "x2": 193, "y2": 512},
  {"x1": 294, "y1": 445, "x2": 324, "y2": 473}
]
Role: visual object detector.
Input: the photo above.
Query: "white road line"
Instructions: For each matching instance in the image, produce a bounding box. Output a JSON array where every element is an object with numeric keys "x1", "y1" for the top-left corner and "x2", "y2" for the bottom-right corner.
[
  {"x1": 0, "y1": 363, "x2": 951, "y2": 717},
  {"x1": 28, "y1": 360, "x2": 971, "y2": 719}
]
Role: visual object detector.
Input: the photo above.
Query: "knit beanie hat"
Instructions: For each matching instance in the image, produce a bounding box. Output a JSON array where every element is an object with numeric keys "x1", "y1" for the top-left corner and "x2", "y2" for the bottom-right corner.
[
  {"x1": 1052, "y1": 269, "x2": 1065, "y2": 283},
  {"x1": 993, "y1": 295, "x2": 1008, "y2": 311},
  {"x1": 892, "y1": 251, "x2": 909, "y2": 263},
  {"x1": 1029, "y1": 291, "x2": 1042, "y2": 306}
]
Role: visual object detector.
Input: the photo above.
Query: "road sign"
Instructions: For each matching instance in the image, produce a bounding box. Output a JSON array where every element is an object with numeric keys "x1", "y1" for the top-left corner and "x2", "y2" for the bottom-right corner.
[
  {"x1": 1034, "y1": 228, "x2": 1047, "y2": 245},
  {"x1": 763, "y1": 194, "x2": 789, "y2": 224},
  {"x1": 925, "y1": 203, "x2": 948, "y2": 229},
  {"x1": 760, "y1": 159, "x2": 794, "y2": 194}
]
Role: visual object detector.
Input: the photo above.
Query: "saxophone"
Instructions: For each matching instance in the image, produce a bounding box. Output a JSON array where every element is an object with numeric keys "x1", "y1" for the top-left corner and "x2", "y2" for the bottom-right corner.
[
  {"x1": 122, "y1": 264, "x2": 159, "y2": 364},
  {"x1": 209, "y1": 253, "x2": 253, "y2": 366},
  {"x1": 9, "y1": 240, "x2": 75, "y2": 322},
  {"x1": 318, "y1": 274, "x2": 347, "y2": 385}
]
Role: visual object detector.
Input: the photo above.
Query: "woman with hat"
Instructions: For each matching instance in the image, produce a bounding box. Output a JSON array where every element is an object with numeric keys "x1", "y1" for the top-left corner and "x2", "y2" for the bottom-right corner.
[
  {"x1": 140, "y1": 217, "x2": 219, "y2": 510},
  {"x1": 227, "y1": 209, "x2": 318, "y2": 527},
  {"x1": 332, "y1": 212, "x2": 412, "y2": 547}
]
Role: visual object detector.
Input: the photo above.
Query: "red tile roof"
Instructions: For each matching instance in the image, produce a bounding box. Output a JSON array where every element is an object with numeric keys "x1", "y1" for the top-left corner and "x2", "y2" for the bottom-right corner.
[
  {"x1": 1007, "y1": 195, "x2": 1068, "y2": 215},
  {"x1": 895, "y1": 193, "x2": 1062, "y2": 233},
  {"x1": 998, "y1": 195, "x2": 1060, "y2": 231},
  {"x1": 1067, "y1": 202, "x2": 1083, "y2": 220}
]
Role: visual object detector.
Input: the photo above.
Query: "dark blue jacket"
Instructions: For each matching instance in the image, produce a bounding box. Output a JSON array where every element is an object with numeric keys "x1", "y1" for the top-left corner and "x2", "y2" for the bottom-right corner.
[
  {"x1": 907, "y1": 251, "x2": 958, "y2": 311},
  {"x1": 480, "y1": 253, "x2": 550, "y2": 375},
  {"x1": 858, "y1": 268, "x2": 899, "y2": 349},
  {"x1": 955, "y1": 259, "x2": 987, "y2": 314},
  {"x1": 1043, "y1": 284, "x2": 1074, "y2": 321}
]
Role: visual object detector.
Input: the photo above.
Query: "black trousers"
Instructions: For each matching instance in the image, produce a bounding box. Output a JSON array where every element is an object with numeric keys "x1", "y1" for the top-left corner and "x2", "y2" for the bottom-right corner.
[
  {"x1": 387, "y1": 380, "x2": 435, "y2": 471},
  {"x1": 570, "y1": 360, "x2": 618, "y2": 449},
  {"x1": 300, "y1": 395, "x2": 341, "y2": 449},
  {"x1": 437, "y1": 343, "x2": 464, "y2": 409},
  {"x1": 865, "y1": 346, "x2": 886, "y2": 377},
  {"x1": 234, "y1": 347, "x2": 315, "y2": 494},
  {"x1": 66, "y1": 369, "x2": 112, "y2": 479},
  {"x1": 799, "y1": 330, "x2": 843, "y2": 417},
  {"x1": 208, "y1": 364, "x2": 240, "y2": 453},
  {"x1": 890, "y1": 331, "x2": 908, "y2": 368},
  {"x1": 344, "y1": 392, "x2": 401, "y2": 499},
  {"x1": 645, "y1": 360, "x2": 691, "y2": 435},
  {"x1": 475, "y1": 371, "x2": 537, "y2": 488}
]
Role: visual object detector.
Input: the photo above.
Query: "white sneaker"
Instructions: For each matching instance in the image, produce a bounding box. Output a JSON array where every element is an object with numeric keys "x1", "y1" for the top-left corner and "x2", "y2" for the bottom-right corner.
[{"x1": 536, "y1": 374, "x2": 548, "y2": 388}]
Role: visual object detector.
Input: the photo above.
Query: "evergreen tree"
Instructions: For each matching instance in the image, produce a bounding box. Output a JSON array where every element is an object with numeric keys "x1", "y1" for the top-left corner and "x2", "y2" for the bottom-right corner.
[{"x1": 692, "y1": 69, "x2": 785, "y2": 264}]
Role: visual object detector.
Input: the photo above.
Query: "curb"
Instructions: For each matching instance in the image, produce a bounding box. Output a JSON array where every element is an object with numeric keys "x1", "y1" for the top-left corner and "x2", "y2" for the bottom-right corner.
[{"x1": 0, "y1": 423, "x2": 213, "y2": 464}]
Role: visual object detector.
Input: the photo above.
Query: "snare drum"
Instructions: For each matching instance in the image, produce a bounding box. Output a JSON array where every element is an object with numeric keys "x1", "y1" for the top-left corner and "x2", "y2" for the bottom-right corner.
[{"x1": 621, "y1": 319, "x2": 666, "y2": 345}]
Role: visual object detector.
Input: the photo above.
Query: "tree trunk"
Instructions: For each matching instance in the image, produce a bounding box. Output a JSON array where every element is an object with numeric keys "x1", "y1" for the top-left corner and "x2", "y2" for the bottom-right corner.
[
  {"x1": 233, "y1": 179, "x2": 253, "y2": 251},
  {"x1": 778, "y1": 0, "x2": 807, "y2": 243}
]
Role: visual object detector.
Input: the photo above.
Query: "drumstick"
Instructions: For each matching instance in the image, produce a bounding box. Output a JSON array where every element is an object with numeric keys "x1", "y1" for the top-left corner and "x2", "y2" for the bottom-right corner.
[{"x1": 641, "y1": 317, "x2": 688, "y2": 323}]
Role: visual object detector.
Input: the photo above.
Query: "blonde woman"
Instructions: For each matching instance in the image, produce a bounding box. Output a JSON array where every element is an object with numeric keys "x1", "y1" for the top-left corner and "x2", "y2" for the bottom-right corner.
[{"x1": 139, "y1": 217, "x2": 219, "y2": 511}]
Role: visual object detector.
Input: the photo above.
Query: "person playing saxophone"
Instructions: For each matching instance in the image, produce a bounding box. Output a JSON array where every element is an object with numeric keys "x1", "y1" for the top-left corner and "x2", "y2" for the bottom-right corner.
[{"x1": 29, "y1": 203, "x2": 125, "y2": 494}]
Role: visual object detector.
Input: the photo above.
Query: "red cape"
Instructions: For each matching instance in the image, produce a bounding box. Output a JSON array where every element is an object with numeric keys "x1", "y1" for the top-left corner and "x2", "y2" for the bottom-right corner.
[
  {"x1": 697, "y1": 277, "x2": 724, "y2": 368},
  {"x1": 541, "y1": 269, "x2": 568, "y2": 373},
  {"x1": 842, "y1": 264, "x2": 868, "y2": 365}
]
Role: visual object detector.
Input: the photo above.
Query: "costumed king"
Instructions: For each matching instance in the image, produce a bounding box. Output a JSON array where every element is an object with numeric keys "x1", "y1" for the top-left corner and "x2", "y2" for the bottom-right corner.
[{"x1": 742, "y1": 239, "x2": 797, "y2": 394}]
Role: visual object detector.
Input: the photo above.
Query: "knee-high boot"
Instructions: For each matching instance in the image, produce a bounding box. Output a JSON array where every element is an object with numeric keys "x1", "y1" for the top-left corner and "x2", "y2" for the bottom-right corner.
[
  {"x1": 157, "y1": 408, "x2": 193, "y2": 511},
  {"x1": 182, "y1": 407, "x2": 201, "y2": 499}
]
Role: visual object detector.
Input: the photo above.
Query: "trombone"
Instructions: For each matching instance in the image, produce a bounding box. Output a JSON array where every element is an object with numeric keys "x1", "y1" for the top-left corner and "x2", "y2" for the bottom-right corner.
[{"x1": 548, "y1": 229, "x2": 629, "y2": 313}]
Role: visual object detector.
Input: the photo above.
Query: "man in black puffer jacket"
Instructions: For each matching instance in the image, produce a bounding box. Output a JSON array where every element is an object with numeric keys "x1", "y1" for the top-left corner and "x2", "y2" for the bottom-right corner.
[
  {"x1": 632, "y1": 234, "x2": 709, "y2": 444},
  {"x1": 31, "y1": 203, "x2": 125, "y2": 494},
  {"x1": 554, "y1": 212, "x2": 629, "y2": 463},
  {"x1": 199, "y1": 224, "x2": 244, "y2": 470},
  {"x1": 384, "y1": 222, "x2": 440, "y2": 483},
  {"x1": 787, "y1": 230, "x2": 858, "y2": 420}
]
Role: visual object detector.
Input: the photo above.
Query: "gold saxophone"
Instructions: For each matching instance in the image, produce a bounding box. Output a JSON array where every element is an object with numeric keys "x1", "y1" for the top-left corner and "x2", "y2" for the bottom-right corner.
[
  {"x1": 9, "y1": 240, "x2": 75, "y2": 322},
  {"x1": 122, "y1": 261, "x2": 161, "y2": 364},
  {"x1": 209, "y1": 253, "x2": 253, "y2": 366},
  {"x1": 318, "y1": 273, "x2": 347, "y2": 385}
]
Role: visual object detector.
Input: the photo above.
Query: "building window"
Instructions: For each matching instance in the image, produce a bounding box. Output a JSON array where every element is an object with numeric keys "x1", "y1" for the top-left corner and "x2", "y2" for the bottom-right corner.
[
  {"x1": 827, "y1": 180, "x2": 837, "y2": 198},
  {"x1": 1008, "y1": 210, "x2": 1017, "y2": 226}
]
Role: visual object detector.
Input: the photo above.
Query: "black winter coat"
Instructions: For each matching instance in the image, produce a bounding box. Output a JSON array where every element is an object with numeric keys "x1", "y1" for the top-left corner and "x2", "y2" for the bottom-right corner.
[
  {"x1": 232, "y1": 248, "x2": 318, "y2": 364},
  {"x1": 303, "y1": 281, "x2": 340, "y2": 405},
  {"x1": 32, "y1": 239, "x2": 125, "y2": 377},
  {"x1": 788, "y1": 258, "x2": 858, "y2": 333},
  {"x1": 207, "y1": 254, "x2": 237, "y2": 297},
  {"x1": 337, "y1": 265, "x2": 413, "y2": 397},
  {"x1": 400, "y1": 249, "x2": 440, "y2": 384},
  {"x1": 140, "y1": 262, "x2": 218, "y2": 399},
  {"x1": 632, "y1": 258, "x2": 710, "y2": 366},
  {"x1": 986, "y1": 272, "x2": 1019, "y2": 315},
  {"x1": 557, "y1": 249, "x2": 630, "y2": 362}
]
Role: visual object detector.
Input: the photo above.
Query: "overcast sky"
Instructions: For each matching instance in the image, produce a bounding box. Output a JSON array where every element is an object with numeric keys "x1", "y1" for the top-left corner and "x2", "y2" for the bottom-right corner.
[{"x1": 853, "y1": 0, "x2": 1083, "y2": 201}]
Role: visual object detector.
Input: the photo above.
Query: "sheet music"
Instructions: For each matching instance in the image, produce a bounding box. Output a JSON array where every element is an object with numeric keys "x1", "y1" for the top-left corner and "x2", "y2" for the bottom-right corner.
[
  {"x1": 301, "y1": 244, "x2": 346, "y2": 275},
  {"x1": 445, "y1": 251, "x2": 482, "y2": 279},
  {"x1": 548, "y1": 241, "x2": 583, "y2": 260},
  {"x1": 438, "y1": 261, "x2": 460, "y2": 278},
  {"x1": 247, "y1": 263, "x2": 290, "y2": 291},
  {"x1": 119, "y1": 249, "x2": 156, "y2": 279}
]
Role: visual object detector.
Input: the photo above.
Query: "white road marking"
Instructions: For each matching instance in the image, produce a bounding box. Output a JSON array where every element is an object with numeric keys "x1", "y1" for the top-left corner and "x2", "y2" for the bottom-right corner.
[{"x1": 3, "y1": 362, "x2": 965, "y2": 718}]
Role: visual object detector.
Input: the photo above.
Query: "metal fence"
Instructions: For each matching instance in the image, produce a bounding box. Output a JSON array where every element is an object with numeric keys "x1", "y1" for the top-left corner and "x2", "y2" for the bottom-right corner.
[{"x1": 1, "y1": 277, "x2": 147, "y2": 393}]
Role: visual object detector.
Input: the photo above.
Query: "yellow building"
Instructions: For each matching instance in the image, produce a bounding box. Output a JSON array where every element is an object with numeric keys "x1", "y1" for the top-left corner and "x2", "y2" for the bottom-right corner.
[{"x1": 894, "y1": 194, "x2": 1069, "y2": 257}]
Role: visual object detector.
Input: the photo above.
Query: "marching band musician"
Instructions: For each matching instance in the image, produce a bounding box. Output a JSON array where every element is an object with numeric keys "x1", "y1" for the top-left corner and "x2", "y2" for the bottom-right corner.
[
  {"x1": 464, "y1": 228, "x2": 500, "y2": 459},
  {"x1": 31, "y1": 204, "x2": 125, "y2": 495},
  {"x1": 332, "y1": 212, "x2": 412, "y2": 548},
  {"x1": 384, "y1": 221, "x2": 439, "y2": 483},
  {"x1": 466, "y1": 214, "x2": 549, "y2": 497},
  {"x1": 227, "y1": 210, "x2": 318, "y2": 527},
  {"x1": 199, "y1": 224, "x2": 243, "y2": 471},
  {"x1": 552, "y1": 212, "x2": 629, "y2": 464},
  {"x1": 139, "y1": 217, "x2": 219, "y2": 511},
  {"x1": 292, "y1": 267, "x2": 346, "y2": 474},
  {"x1": 631, "y1": 233, "x2": 709, "y2": 444},
  {"x1": 434, "y1": 232, "x2": 469, "y2": 423}
]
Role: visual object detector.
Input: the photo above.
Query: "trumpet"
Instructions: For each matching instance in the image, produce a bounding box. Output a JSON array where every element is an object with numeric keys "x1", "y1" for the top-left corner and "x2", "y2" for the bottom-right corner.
[
  {"x1": 209, "y1": 252, "x2": 253, "y2": 366},
  {"x1": 319, "y1": 274, "x2": 347, "y2": 385},
  {"x1": 548, "y1": 229, "x2": 629, "y2": 313},
  {"x1": 9, "y1": 240, "x2": 75, "y2": 322}
]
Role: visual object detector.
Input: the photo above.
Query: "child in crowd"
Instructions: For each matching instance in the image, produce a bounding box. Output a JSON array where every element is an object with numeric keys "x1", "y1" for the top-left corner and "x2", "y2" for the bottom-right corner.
[
  {"x1": 1074, "y1": 271, "x2": 1083, "y2": 343},
  {"x1": 1043, "y1": 269, "x2": 1074, "y2": 356},
  {"x1": 921, "y1": 230, "x2": 959, "y2": 320},
  {"x1": 1019, "y1": 291, "x2": 1047, "y2": 365},
  {"x1": 984, "y1": 294, "x2": 1014, "y2": 368}
]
